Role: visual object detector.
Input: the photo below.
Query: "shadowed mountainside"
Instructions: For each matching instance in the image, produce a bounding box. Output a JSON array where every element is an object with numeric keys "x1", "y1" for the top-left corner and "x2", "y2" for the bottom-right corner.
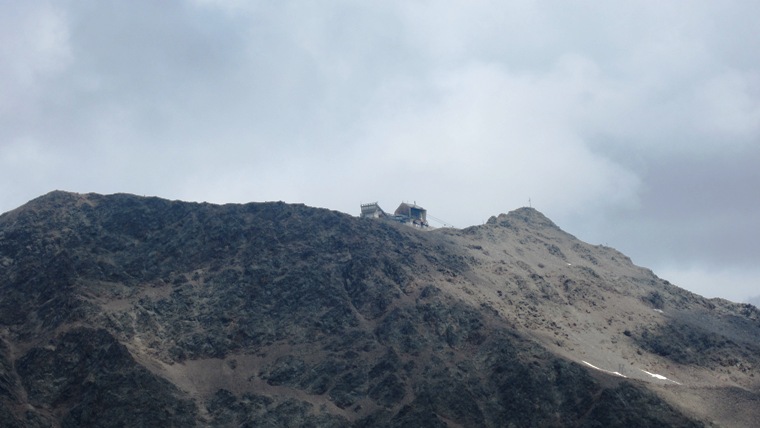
[{"x1": 0, "y1": 191, "x2": 758, "y2": 426}]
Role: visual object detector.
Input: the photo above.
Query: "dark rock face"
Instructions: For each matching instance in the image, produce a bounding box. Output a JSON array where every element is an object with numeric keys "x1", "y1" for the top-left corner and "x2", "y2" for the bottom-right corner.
[
  {"x1": 580, "y1": 382, "x2": 702, "y2": 428},
  {"x1": 0, "y1": 191, "x2": 754, "y2": 426},
  {"x1": 206, "y1": 389, "x2": 350, "y2": 427},
  {"x1": 16, "y1": 328, "x2": 197, "y2": 427}
]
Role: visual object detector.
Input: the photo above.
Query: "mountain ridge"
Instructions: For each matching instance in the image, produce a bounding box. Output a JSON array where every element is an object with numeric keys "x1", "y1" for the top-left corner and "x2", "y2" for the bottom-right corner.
[{"x1": 1, "y1": 191, "x2": 759, "y2": 426}]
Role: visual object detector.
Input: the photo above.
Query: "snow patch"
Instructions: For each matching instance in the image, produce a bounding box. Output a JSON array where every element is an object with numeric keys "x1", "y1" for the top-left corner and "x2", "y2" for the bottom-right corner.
[
  {"x1": 641, "y1": 369, "x2": 681, "y2": 385},
  {"x1": 582, "y1": 361, "x2": 683, "y2": 385},
  {"x1": 582, "y1": 360, "x2": 627, "y2": 378}
]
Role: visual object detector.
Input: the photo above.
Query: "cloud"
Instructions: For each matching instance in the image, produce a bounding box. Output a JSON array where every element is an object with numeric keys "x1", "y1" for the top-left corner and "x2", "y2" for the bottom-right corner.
[
  {"x1": 1, "y1": 1, "x2": 759, "y2": 302},
  {"x1": 0, "y1": 1, "x2": 72, "y2": 145},
  {"x1": 0, "y1": 2, "x2": 71, "y2": 90},
  {"x1": 695, "y1": 71, "x2": 760, "y2": 139},
  {"x1": 342, "y1": 58, "x2": 641, "y2": 225}
]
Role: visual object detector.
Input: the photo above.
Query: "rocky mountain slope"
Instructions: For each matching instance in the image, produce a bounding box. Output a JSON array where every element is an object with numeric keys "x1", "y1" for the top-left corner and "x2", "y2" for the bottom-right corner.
[{"x1": 1, "y1": 191, "x2": 758, "y2": 427}]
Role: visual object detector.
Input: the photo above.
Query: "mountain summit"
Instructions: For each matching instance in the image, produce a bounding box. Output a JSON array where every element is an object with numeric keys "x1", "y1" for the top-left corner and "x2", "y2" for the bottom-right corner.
[
  {"x1": 1, "y1": 191, "x2": 758, "y2": 426},
  {"x1": 486, "y1": 206, "x2": 561, "y2": 230}
]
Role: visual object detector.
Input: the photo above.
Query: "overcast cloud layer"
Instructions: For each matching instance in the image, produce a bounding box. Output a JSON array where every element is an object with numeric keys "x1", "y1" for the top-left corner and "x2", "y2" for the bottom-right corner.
[{"x1": 1, "y1": 1, "x2": 759, "y2": 302}]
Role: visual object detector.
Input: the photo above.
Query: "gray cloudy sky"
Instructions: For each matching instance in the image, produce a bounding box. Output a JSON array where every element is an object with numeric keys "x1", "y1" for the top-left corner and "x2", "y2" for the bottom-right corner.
[{"x1": 2, "y1": 1, "x2": 759, "y2": 302}]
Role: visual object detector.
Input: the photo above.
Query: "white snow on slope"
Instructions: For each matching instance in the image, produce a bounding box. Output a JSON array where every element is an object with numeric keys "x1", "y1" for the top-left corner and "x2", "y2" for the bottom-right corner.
[
  {"x1": 581, "y1": 360, "x2": 683, "y2": 386},
  {"x1": 582, "y1": 361, "x2": 627, "y2": 378},
  {"x1": 641, "y1": 369, "x2": 681, "y2": 385}
]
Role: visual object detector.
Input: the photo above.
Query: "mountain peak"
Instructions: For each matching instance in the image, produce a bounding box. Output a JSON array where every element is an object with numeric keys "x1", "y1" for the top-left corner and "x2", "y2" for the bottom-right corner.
[
  {"x1": 486, "y1": 206, "x2": 559, "y2": 230},
  {"x1": 28, "y1": 189, "x2": 85, "y2": 205}
]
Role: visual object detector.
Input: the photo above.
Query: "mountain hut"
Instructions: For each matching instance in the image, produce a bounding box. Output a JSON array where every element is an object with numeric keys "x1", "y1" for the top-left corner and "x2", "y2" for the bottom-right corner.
[
  {"x1": 394, "y1": 202, "x2": 428, "y2": 227},
  {"x1": 360, "y1": 202, "x2": 386, "y2": 219}
]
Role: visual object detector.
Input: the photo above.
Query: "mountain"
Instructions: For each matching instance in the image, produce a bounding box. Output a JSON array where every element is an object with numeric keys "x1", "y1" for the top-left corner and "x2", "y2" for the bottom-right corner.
[{"x1": 1, "y1": 191, "x2": 759, "y2": 427}]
